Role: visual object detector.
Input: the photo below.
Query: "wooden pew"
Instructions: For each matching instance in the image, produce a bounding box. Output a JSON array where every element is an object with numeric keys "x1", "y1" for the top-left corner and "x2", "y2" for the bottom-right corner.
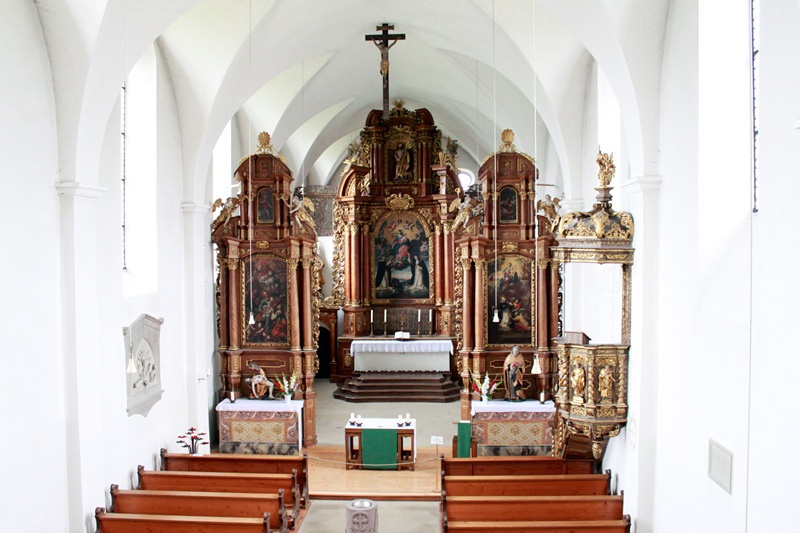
[
  {"x1": 160, "y1": 449, "x2": 309, "y2": 508},
  {"x1": 441, "y1": 493, "x2": 625, "y2": 522},
  {"x1": 95, "y1": 507, "x2": 273, "y2": 533},
  {"x1": 441, "y1": 456, "x2": 596, "y2": 476},
  {"x1": 442, "y1": 471, "x2": 611, "y2": 497},
  {"x1": 138, "y1": 466, "x2": 300, "y2": 527},
  {"x1": 109, "y1": 484, "x2": 286, "y2": 532},
  {"x1": 443, "y1": 516, "x2": 632, "y2": 533}
]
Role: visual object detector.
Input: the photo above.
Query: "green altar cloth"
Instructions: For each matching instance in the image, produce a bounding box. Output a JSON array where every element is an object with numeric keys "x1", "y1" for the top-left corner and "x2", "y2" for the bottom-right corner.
[
  {"x1": 361, "y1": 428, "x2": 398, "y2": 470},
  {"x1": 457, "y1": 421, "x2": 472, "y2": 458}
]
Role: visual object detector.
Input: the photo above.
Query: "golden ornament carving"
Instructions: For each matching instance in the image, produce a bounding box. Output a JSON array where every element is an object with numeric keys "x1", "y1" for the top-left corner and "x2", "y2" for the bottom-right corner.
[
  {"x1": 501, "y1": 242, "x2": 519, "y2": 253},
  {"x1": 385, "y1": 193, "x2": 415, "y2": 210},
  {"x1": 596, "y1": 149, "x2": 616, "y2": 187},
  {"x1": 343, "y1": 349, "x2": 353, "y2": 368},
  {"x1": 255, "y1": 241, "x2": 270, "y2": 249}
]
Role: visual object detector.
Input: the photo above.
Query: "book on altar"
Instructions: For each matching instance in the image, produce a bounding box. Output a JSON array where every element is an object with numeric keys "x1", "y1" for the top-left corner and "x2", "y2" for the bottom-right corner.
[{"x1": 394, "y1": 331, "x2": 410, "y2": 340}]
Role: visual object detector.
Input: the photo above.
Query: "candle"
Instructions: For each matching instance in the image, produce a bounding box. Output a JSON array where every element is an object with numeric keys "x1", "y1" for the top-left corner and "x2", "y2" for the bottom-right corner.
[
  {"x1": 230, "y1": 391, "x2": 235, "y2": 402},
  {"x1": 406, "y1": 413, "x2": 410, "y2": 420},
  {"x1": 370, "y1": 310, "x2": 374, "y2": 323},
  {"x1": 429, "y1": 309, "x2": 432, "y2": 323},
  {"x1": 351, "y1": 412, "x2": 355, "y2": 420},
  {"x1": 418, "y1": 309, "x2": 421, "y2": 322},
  {"x1": 384, "y1": 309, "x2": 387, "y2": 322},
  {"x1": 357, "y1": 415, "x2": 362, "y2": 423},
  {"x1": 399, "y1": 414, "x2": 403, "y2": 421}
]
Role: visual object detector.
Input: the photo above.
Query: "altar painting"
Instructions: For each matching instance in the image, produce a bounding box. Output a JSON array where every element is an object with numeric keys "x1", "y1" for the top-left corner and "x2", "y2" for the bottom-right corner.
[
  {"x1": 487, "y1": 256, "x2": 533, "y2": 345},
  {"x1": 243, "y1": 255, "x2": 289, "y2": 345},
  {"x1": 256, "y1": 187, "x2": 275, "y2": 223},
  {"x1": 499, "y1": 187, "x2": 518, "y2": 223},
  {"x1": 374, "y1": 212, "x2": 431, "y2": 300}
]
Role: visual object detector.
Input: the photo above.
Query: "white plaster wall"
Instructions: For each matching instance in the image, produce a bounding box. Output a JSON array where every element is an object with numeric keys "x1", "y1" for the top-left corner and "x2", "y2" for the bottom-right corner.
[
  {"x1": 652, "y1": 1, "x2": 751, "y2": 531},
  {"x1": 747, "y1": 1, "x2": 800, "y2": 530},
  {"x1": 0, "y1": 1, "x2": 70, "y2": 530}
]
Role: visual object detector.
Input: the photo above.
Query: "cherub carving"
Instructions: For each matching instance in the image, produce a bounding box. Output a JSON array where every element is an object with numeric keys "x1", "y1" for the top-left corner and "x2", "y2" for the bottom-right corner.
[
  {"x1": 211, "y1": 196, "x2": 242, "y2": 229},
  {"x1": 536, "y1": 194, "x2": 563, "y2": 223}
]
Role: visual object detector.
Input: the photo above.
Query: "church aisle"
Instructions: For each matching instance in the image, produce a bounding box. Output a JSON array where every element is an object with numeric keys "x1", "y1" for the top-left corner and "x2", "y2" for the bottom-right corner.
[{"x1": 299, "y1": 500, "x2": 439, "y2": 533}]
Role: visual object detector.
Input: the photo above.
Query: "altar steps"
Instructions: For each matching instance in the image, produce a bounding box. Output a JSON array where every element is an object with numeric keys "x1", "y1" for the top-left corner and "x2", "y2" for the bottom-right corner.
[{"x1": 333, "y1": 371, "x2": 461, "y2": 403}]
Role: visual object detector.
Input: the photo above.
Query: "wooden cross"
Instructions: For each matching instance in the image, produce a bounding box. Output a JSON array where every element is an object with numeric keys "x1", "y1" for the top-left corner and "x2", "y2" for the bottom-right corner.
[{"x1": 365, "y1": 23, "x2": 405, "y2": 120}]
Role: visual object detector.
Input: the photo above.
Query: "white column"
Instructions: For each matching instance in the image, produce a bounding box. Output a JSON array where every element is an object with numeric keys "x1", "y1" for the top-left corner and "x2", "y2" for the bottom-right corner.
[
  {"x1": 617, "y1": 175, "x2": 661, "y2": 531},
  {"x1": 56, "y1": 181, "x2": 106, "y2": 531},
  {"x1": 181, "y1": 203, "x2": 214, "y2": 432}
]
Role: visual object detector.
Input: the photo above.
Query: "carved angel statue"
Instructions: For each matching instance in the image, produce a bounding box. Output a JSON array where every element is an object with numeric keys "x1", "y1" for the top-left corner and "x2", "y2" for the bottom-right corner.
[
  {"x1": 245, "y1": 362, "x2": 274, "y2": 399},
  {"x1": 596, "y1": 149, "x2": 616, "y2": 187},
  {"x1": 449, "y1": 188, "x2": 484, "y2": 230},
  {"x1": 282, "y1": 188, "x2": 316, "y2": 232},
  {"x1": 341, "y1": 139, "x2": 360, "y2": 176},
  {"x1": 536, "y1": 194, "x2": 563, "y2": 223},
  {"x1": 211, "y1": 196, "x2": 241, "y2": 228}
]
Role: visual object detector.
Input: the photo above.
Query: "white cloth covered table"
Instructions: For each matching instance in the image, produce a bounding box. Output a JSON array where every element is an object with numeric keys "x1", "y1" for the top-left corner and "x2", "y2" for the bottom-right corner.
[
  {"x1": 351, "y1": 339, "x2": 453, "y2": 372},
  {"x1": 346, "y1": 417, "x2": 417, "y2": 459}
]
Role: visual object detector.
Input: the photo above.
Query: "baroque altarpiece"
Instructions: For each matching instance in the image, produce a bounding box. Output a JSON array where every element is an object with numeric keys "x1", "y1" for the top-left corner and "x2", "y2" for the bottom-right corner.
[{"x1": 212, "y1": 133, "x2": 322, "y2": 447}]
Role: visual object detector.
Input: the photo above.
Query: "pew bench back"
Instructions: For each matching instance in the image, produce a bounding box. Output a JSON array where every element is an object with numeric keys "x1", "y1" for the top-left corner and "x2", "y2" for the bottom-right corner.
[{"x1": 95, "y1": 507, "x2": 272, "y2": 533}]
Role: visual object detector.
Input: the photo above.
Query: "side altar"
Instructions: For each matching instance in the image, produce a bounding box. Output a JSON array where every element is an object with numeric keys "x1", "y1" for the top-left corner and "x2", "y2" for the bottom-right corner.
[
  {"x1": 216, "y1": 398, "x2": 304, "y2": 455},
  {"x1": 470, "y1": 400, "x2": 556, "y2": 457}
]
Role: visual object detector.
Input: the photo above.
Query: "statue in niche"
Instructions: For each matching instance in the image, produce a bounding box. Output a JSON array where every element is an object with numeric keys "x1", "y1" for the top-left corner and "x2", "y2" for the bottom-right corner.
[
  {"x1": 246, "y1": 362, "x2": 274, "y2": 399},
  {"x1": 503, "y1": 345, "x2": 527, "y2": 401},
  {"x1": 394, "y1": 142, "x2": 412, "y2": 182},
  {"x1": 571, "y1": 364, "x2": 586, "y2": 403},
  {"x1": 598, "y1": 366, "x2": 615, "y2": 400}
]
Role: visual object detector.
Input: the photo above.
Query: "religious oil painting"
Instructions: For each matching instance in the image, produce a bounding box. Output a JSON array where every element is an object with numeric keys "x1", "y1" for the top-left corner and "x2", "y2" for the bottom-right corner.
[
  {"x1": 487, "y1": 255, "x2": 534, "y2": 346},
  {"x1": 243, "y1": 255, "x2": 289, "y2": 345},
  {"x1": 499, "y1": 186, "x2": 518, "y2": 223},
  {"x1": 256, "y1": 187, "x2": 275, "y2": 223},
  {"x1": 373, "y1": 212, "x2": 431, "y2": 301}
]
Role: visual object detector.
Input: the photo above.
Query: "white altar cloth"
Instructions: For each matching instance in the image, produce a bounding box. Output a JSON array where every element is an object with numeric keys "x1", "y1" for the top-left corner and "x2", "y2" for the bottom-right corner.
[
  {"x1": 471, "y1": 399, "x2": 555, "y2": 417},
  {"x1": 351, "y1": 339, "x2": 453, "y2": 372}
]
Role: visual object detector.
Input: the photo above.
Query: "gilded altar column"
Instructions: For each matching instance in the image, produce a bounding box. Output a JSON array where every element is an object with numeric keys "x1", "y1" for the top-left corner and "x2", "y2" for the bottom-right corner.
[
  {"x1": 349, "y1": 223, "x2": 360, "y2": 305},
  {"x1": 434, "y1": 224, "x2": 443, "y2": 305},
  {"x1": 549, "y1": 259, "x2": 561, "y2": 342},
  {"x1": 360, "y1": 223, "x2": 370, "y2": 310},
  {"x1": 227, "y1": 244, "x2": 241, "y2": 350},
  {"x1": 443, "y1": 227, "x2": 453, "y2": 304},
  {"x1": 622, "y1": 263, "x2": 632, "y2": 345},
  {"x1": 536, "y1": 257, "x2": 549, "y2": 351},
  {"x1": 461, "y1": 259, "x2": 474, "y2": 351},
  {"x1": 300, "y1": 257, "x2": 317, "y2": 446},
  {"x1": 343, "y1": 221, "x2": 352, "y2": 305},
  {"x1": 289, "y1": 259, "x2": 302, "y2": 350},
  {"x1": 473, "y1": 259, "x2": 486, "y2": 352}
]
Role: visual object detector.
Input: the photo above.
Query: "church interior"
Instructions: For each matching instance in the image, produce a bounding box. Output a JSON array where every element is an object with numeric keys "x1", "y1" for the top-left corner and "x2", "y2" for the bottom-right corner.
[{"x1": 3, "y1": 1, "x2": 799, "y2": 531}]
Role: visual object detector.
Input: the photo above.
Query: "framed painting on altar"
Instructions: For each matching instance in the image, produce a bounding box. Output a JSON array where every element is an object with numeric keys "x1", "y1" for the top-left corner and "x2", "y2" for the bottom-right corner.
[
  {"x1": 256, "y1": 187, "x2": 275, "y2": 223},
  {"x1": 487, "y1": 255, "x2": 534, "y2": 346},
  {"x1": 372, "y1": 211, "x2": 432, "y2": 302},
  {"x1": 242, "y1": 254, "x2": 290, "y2": 346},
  {"x1": 499, "y1": 187, "x2": 518, "y2": 223}
]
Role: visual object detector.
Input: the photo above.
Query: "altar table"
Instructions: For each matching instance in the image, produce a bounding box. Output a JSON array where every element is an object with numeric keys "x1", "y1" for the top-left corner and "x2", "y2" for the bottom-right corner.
[
  {"x1": 350, "y1": 339, "x2": 453, "y2": 372},
  {"x1": 470, "y1": 400, "x2": 556, "y2": 456},
  {"x1": 216, "y1": 398, "x2": 303, "y2": 455},
  {"x1": 344, "y1": 417, "x2": 416, "y2": 471}
]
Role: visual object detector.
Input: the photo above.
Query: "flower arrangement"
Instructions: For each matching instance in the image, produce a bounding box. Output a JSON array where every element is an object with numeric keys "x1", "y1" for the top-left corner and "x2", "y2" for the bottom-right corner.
[
  {"x1": 274, "y1": 373, "x2": 300, "y2": 398},
  {"x1": 470, "y1": 371, "x2": 502, "y2": 401},
  {"x1": 177, "y1": 427, "x2": 208, "y2": 455}
]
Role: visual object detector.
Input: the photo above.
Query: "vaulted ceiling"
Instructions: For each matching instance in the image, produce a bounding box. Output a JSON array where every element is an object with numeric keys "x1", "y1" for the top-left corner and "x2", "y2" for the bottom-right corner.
[{"x1": 37, "y1": 0, "x2": 671, "y2": 203}]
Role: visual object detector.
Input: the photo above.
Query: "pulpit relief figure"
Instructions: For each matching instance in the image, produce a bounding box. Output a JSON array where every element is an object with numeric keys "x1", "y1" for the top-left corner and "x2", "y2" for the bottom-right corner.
[
  {"x1": 504, "y1": 345, "x2": 527, "y2": 401},
  {"x1": 571, "y1": 364, "x2": 586, "y2": 404},
  {"x1": 598, "y1": 365, "x2": 615, "y2": 401}
]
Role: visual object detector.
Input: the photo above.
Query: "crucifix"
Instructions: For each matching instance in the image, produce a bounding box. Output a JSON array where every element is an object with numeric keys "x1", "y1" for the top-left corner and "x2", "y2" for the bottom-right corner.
[{"x1": 365, "y1": 23, "x2": 405, "y2": 120}]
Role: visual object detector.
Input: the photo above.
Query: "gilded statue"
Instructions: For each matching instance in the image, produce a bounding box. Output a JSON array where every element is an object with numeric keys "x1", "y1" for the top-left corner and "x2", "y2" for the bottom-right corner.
[
  {"x1": 449, "y1": 186, "x2": 484, "y2": 231},
  {"x1": 443, "y1": 137, "x2": 459, "y2": 171},
  {"x1": 282, "y1": 188, "x2": 316, "y2": 233},
  {"x1": 394, "y1": 142, "x2": 411, "y2": 181},
  {"x1": 598, "y1": 366, "x2": 615, "y2": 400},
  {"x1": 596, "y1": 149, "x2": 616, "y2": 187},
  {"x1": 536, "y1": 194, "x2": 563, "y2": 223},
  {"x1": 571, "y1": 363, "x2": 586, "y2": 403},
  {"x1": 504, "y1": 345, "x2": 527, "y2": 401},
  {"x1": 245, "y1": 362, "x2": 274, "y2": 399}
]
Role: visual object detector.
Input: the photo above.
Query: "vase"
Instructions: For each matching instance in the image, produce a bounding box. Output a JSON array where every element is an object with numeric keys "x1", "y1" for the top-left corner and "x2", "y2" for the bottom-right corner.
[
  {"x1": 284, "y1": 394, "x2": 292, "y2": 403},
  {"x1": 481, "y1": 394, "x2": 488, "y2": 404}
]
